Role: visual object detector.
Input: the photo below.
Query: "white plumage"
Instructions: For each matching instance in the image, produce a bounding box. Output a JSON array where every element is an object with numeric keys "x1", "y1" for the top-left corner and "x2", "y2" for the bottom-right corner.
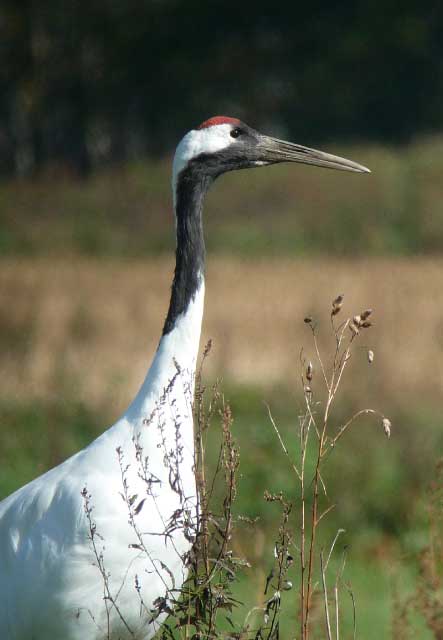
[
  {"x1": 0, "y1": 282, "x2": 204, "y2": 639},
  {"x1": 0, "y1": 116, "x2": 369, "y2": 639}
]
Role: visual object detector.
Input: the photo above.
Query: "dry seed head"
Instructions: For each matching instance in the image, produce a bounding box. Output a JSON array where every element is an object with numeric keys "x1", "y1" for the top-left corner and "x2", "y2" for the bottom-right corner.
[
  {"x1": 351, "y1": 312, "x2": 372, "y2": 333},
  {"x1": 306, "y1": 361, "x2": 313, "y2": 381},
  {"x1": 333, "y1": 294, "x2": 344, "y2": 306},
  {"x1": 304, "y1": 385, "x2": 312, "y2": 394},
  {"x1": 367, "y1": 349, "x2": 374, "y2": 364},
  {"x1": 349, "y1": 321, "x2": 359, "y2": 336},
  {"x1": 382, "y1": 417, "x2": 392, "y2": 438},
  {"x1": 332, "y1": 293, "x2": 344, "y2": 316},
  {"x1": 282, "y1": 580, "x2": 293, "y2": 591},
  {"x1": 203, "y1": 338, "x2": 213, "y2": 357}
]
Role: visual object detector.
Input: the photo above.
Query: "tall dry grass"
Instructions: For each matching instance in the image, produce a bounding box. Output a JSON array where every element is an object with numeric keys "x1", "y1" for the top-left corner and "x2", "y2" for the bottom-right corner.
[
  {"x1": 77, "y1": 297, "x2": 390, "y2": 640},
  {"x1": 0, "y1": 256, "x2": 442, "y2": 413}
]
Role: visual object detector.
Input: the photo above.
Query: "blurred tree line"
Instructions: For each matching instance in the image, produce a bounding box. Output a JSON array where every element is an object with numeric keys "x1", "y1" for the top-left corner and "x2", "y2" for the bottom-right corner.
[{"x1": 1, "y1": 0, "x2": 442, "y2": 176}]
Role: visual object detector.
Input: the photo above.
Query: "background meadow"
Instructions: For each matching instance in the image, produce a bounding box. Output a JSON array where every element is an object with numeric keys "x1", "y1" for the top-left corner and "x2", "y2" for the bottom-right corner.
[{"x1": 2, "y1": 2, "x2": 443, "y2": 637}]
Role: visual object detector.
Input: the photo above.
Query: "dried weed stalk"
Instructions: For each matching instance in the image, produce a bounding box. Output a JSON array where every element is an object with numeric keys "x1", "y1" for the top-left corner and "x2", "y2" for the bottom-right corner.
[
  {"x1": 175, "y1": 342, "x2": 292, "y2": 639},
  {"x1": 414, "y1": 459, "x2": 443, "y2": 638},
  {"x1": 391, "y1": 459, "x2": 443, "y2": 639},
  {"x1": 82, "y1": 338, "x2": 259, "y2": 640},
  {"x1": 82, "y1": 295, "x2": 390, "y2": 640},
  {"x1": 269, "y1": 294, "x2": 391, "y2": 640}
]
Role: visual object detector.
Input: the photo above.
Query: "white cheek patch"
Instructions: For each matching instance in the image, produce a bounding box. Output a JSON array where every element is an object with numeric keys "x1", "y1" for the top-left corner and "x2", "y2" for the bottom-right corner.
[{"x1": 172, "y1": 125, "x2": 235, "y2": 189}]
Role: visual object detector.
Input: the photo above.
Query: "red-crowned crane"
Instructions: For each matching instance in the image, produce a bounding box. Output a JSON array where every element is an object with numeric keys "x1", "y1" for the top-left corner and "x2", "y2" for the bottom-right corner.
[{"x1": 0, "y1": 116, "x2": 369, "y2": 639}]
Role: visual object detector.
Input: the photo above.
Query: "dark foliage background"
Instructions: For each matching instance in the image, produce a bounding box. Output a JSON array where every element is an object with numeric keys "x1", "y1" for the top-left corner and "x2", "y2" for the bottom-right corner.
[{"x1": 2, "y1": 0, "x2": 443, "y2": 175}]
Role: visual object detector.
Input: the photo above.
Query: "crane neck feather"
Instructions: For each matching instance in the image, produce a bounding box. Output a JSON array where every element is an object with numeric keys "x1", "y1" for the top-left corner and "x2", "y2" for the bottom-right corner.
[{"x1": 162, "y1": 167, "x2": 210, "y2": 335}]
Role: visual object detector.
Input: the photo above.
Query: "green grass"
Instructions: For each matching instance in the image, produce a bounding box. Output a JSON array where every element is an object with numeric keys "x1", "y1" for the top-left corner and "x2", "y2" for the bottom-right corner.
[
  {"x1": 0, "y1": 383, "x2": 440, "y2": 638},
  {"x1": 0, "y1": 400, "x2": 101, "y2": 499},
  {"x1": 2, "y1": 137, "x2": 443, "y2": 258},
  {"x1": 230, "y1": 555, "x2": 431, "y2": 639}
]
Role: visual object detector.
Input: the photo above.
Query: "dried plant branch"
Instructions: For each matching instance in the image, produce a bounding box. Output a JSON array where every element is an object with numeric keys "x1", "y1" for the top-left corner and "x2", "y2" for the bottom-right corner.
[
  {"x1": 325, "y1": 529, "x2": 346, "y2": 573},
  {"x1": 295, "y1": 297, "x2": 389, "y2": 640},
  {"x1": 320, "y1": 550, "x2": 333, "y2": 640},
  {"x1": 325, "y1": 408, "x2": 389, "y2": 454},
  {"x1": 81, "y1": 487, "x2": 135, "y2": 638},
  {"x1": 83, "y1": 294, "x2": 389, "y2": 640},
  {"x1": 265, "y1": 402, "x2": 301, "y2": 480}
]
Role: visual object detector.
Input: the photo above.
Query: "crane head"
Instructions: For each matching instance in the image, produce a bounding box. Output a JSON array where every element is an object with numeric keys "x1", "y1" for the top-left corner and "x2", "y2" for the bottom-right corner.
[{"x1": 173, "y1": 116, "x2": 370, "y2": 185}]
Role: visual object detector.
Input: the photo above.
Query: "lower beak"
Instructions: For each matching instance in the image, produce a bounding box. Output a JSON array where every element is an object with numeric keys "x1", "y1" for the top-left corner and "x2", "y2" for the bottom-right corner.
[{"x1": 257, "y1": 135, "x2": 371, "y2": 173}]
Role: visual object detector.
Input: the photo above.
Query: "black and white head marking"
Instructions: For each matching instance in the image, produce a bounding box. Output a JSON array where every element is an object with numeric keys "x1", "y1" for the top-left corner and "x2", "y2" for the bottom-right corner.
[
  {"x1": 164, "y1": 116, "x2": 262, "y2": 336},
  {"x1": 163, "y1": 115, "x2": 370, "y2": 335}
]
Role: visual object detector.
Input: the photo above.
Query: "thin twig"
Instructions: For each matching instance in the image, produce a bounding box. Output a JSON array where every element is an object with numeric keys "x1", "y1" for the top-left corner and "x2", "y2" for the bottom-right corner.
[
  {"x1": 266, "y1": 403, "x2": 301, "y2": 480},
  {"x1": 320, "y1": 550, "x2": 332, "y2": 640},
  {"x1": 325, "y1": 408, "x2": 384, "y2": 453},
  {"x1": 325, "y1": 529, "x2": 346, "y2": 572}
]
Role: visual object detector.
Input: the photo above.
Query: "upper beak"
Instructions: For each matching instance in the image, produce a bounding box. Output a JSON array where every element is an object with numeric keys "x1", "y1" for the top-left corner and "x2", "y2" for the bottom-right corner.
[{"x1": 257, "y1": 135, "x2": 371, "y2": 174}]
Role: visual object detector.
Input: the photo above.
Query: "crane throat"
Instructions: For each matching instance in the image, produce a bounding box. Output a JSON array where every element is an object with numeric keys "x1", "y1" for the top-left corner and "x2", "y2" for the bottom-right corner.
[{"x1": 163, "y1": 167, "x2": 208, "y2": 336}]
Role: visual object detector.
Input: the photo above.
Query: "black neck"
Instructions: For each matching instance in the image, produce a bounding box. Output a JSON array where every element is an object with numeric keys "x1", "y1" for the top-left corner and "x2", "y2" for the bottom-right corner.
[{"x1": 162, "y1": 168, "x2": 211, "y2": 335}]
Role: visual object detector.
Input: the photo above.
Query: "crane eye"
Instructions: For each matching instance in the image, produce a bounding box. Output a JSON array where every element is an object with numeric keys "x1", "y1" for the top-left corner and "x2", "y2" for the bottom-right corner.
[{"x1": 230, "y1": 128, "x2": 242, "y2": 139}]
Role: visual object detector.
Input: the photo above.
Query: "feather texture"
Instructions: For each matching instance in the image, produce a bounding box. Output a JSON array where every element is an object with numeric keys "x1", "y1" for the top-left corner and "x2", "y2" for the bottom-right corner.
[{"x1": 0, "y1": 282, "x2": 204, "y2": 639}]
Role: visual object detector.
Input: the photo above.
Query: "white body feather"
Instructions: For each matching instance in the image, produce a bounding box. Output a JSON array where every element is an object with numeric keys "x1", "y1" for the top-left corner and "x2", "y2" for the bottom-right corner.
[{"x1": 0, "y1": 282, "x2": 205, "y2": 640}]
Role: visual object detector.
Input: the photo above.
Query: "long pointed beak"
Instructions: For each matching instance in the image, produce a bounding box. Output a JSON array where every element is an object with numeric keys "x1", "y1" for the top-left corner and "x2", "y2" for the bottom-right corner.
[{"x1": 257, "y1": 135, "x2": 371, "y2": 174}]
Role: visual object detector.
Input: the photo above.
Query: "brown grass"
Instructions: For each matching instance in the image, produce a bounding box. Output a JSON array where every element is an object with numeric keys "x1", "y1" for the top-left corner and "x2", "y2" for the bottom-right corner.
[{"x1": 1, "y1": 256, "x2": 442, "y2": 414}]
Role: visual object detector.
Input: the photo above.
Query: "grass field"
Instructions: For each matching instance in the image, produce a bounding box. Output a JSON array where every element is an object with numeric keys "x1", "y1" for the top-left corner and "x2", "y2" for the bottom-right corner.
[
  {"x1": 1, "y1": 256, "x2": 442, "y2": 637},
  {"x1": 2, "y1": 136, "x2": 443, "y2": 638},
  {"x1": 2, "y1": 256, "x2": 443, "y2": 407},
  {"x1": 2, "y1": 136, "x2": 443, "y2": 258}
]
